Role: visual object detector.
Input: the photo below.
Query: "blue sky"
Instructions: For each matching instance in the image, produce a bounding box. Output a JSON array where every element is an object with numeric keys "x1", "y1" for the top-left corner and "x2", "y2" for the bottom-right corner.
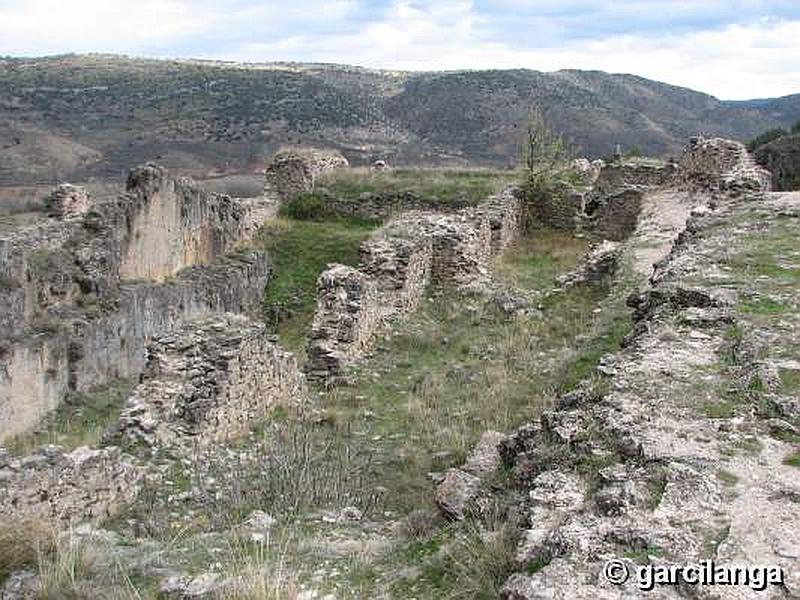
[{"x1": 1, "y1": 0, "x2": 799, "y2": 99}]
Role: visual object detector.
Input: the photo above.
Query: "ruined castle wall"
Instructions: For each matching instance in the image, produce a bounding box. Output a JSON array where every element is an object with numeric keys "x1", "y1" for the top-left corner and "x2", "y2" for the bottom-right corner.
[
  {"x1": 584, "y1": 188, "x2": 645, "y2": 242},
  {"x1": 264, "y1": 148, "x2": 349, "y2": 201},
  {"x1": 119, "y1": 166, "x2": 251, "y2": 282},
  {"x1": 68, "y1": 251, "x2": 270, "y2": 393},
  {"x1": 307, "y1": 188, "x2": 521, "y2": 384},
  {"x1": 359, "y1": 235, "x2": 433, "y2": 314},
  {"x1": 319, "y1": 192, "x2": 473, "y2": 222},
  {"x1": 118, "y1": 314, "x2": 305, "y2": 449},
  {"x1": 592, "y1": 161, "x2": 676, "y2": 196},
  {"x1": 0, "y1": 445, "x2": 143, "y2": 526},
  {"x1": 0, "y1": 167, "x2": 276, "y2": 441},
  {"x1": 678, "y1": 136, "x2": 772, "y2": 194},
  {"x1": 306, "y1": 265, "x2": 383, "y2": 384},
  {"x1": 0, "y1": 337, "x2": 70, "y2": 441}
]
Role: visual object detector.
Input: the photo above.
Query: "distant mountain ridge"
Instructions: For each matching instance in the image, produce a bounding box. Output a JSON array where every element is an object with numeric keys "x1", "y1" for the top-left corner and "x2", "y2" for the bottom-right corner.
[{"x1": 1, "y1": 54, "x2": 798, "y2": 184}]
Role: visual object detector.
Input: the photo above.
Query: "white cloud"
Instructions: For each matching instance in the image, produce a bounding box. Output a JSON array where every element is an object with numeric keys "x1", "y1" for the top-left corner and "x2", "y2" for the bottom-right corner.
[
  {"x1": 1, "y1": 0, "x2": 798, "y2": 99},
  {"x1": 219, "y1": 4, "x2": 800, "y2": 99}
]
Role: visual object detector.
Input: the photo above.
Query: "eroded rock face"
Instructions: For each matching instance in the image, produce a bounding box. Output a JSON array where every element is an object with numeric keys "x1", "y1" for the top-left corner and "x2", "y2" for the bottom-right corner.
[
  {"x1": 0, "y1": 165, "x2": 275, "y2": 441},
  {"x1": 0, "y1": 445, "x2": 143, "y2": 526},
  {"x1": 118, "y1": 314, "x2": 306, "y2": 449},
  {"x1": 263, "y1": 147, "x2": 348, "y2": 201}
]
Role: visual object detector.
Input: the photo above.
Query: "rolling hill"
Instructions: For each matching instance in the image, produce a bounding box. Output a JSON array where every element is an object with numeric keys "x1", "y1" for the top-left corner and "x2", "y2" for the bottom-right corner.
[{"x1": 1, "y1": 54, "x2": 798, "y2": 184}]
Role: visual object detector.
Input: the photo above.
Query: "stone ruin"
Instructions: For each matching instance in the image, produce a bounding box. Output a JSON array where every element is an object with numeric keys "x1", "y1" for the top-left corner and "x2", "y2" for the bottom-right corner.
[
  {"x1": 535, "y1": 137, "x2": 771, "y2": 240},
  {"x1": 678, "y1": 135, "x2": 772, "y2": 194},
  {"x1": 263, "y1": 147, "x2": 349, "y2": 201},
  {"x1": 0, "y1": 153, "x2": 322, "y2": 526},
  {"x1": 0, "y1": 444, "x2": 143, "y2": 526},
  {"x1": 43, "y1": 184, "x2": 91, "y2": 219},
  {"x1": 0, "y1": 164, "x2": 274, "y2": 441},
  {"x1": 118, "y1": 314, "x2": 306, "y2": 450},
  {"x1": 306, "y1": 188, "x2": 523, "y2": 385}
]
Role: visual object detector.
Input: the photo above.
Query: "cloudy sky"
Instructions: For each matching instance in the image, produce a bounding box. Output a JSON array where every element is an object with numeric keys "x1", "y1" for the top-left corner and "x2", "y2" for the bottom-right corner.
[{"x1": 1, "y1": 0, "x2": 799, "y2": 100}]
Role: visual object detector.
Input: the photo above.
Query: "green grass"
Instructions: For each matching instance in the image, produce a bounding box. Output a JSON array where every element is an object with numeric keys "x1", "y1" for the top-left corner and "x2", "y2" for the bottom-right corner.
[
  {"x1": 779, "y1": 368, "x2": 800, "y2": 393},
  {"x1": 716, "y1": 469, "x2": 740, "y2": 487},
  {"x1": 494, "y1": 229, "x2": 589, "y2": 291},
  {"x1": 701, "y1": 399, "x2": 736, "y2": 419},
  {"x1": 784, "y1": 451, "x2": 800, "y2": 468},
  {"x1": 5, "y1": 380, "x2": 135, "y2": 455},
  {"x1": 739, "y1": 296, "x2": 788, "y2": 315},
  {"x1": 315, "y1": 167, "x2": 516, "y2": 205},
  {"x1": 257, "y1": 217, "x2": 377, "y2": 354}
]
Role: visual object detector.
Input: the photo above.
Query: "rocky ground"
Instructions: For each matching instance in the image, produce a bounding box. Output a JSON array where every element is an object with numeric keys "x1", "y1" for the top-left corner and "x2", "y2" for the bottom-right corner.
[
  {"x1": 498, "y1": 190, "x2": 800, "y2": 598},
  {"x1": 2, "y1": 139, "x2": 797, "y2": 599}
]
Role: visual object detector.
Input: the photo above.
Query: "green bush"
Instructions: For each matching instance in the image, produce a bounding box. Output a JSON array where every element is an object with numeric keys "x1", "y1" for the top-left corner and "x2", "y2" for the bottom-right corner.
[
  {"x1": 747, "y1": 127, "x2": 787, "y2": 152},
  {"x1": 792, "y1": 120, "x2": 800, "y2": 135},
  {"x1": 279, "y1": 191, "x2": 330, "y2": 221}
]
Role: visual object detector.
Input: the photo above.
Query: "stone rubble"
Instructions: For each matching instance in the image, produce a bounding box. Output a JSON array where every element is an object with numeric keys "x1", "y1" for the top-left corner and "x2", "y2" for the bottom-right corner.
[
  {"x1": 0, "y1": 444, "x2": 143, "y2": 526},
  {"x1": 441, "y1": 138, "x2": 794, "y2": 599},
  {"x1": 0, "y1": 164, "x2": 275, "y2": 441}
]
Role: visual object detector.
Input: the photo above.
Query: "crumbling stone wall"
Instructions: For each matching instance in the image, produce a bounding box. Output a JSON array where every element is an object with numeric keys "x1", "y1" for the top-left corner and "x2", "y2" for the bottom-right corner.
[
  {"x1": 583, "y1": 188, "x2": 644, "y2": 241},
  {"x1": 120, "y1": 165, "x2": 255, "y2": 282},
  {"x1": 0, "y1": 166, "x2": 275, "y2": 441},
  {"x1": 0, "y1": 445, "x2": 143, "y2": 526},
  {"x1": 306, "y1": 265, "x2": 383, "y2": 385},
  {"x1": 315, "y1": 191, "x2": 474, "y2": 222},
  {"x1": 678, "y1": 136, "x2": 772, "y2": 194},
  {"x1": 359, "y1": 234, "x2": 432, "y2": 314},
  {"x1": 264, "y1": 148, "x2": 348, "y2": 201},
  {"x1": 118, "y1": 314, "x2": 305, "y2": 449},
  {"x1": 307, "y1": 188, "x2": 521, "y2": 384},
  {"x1": 44, "y1": 184, "x2": 92, "y2": 219}
]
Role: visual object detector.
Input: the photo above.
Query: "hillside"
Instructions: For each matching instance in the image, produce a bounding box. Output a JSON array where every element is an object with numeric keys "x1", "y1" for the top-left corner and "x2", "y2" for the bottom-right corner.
[
  {"x1": 1, "y1": 54, "x2": 799, "y2": 184},
  {"x1": 755, "y1": 131, "x2": 800, "y2": 190}
]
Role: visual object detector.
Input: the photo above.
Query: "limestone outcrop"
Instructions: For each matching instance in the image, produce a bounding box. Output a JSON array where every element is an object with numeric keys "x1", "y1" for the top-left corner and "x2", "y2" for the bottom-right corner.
[
  {"x1": 263, "y1": 147, "x2": 348, "y2": 201},
  {"x1": 0, "y1": 165, "x2": 274, "y2": 441},
  {"x1": 118, "y1": 314, "x2": 306, "y2": 449},
  {"x1": 306, "y1": 188, "x2": 522, "y2": 385}
]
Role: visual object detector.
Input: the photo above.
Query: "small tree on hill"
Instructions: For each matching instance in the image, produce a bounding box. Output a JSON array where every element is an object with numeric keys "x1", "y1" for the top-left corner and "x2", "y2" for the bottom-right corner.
[{"x1": 519, "y1": 109, "x2": 576, "y2": 228}]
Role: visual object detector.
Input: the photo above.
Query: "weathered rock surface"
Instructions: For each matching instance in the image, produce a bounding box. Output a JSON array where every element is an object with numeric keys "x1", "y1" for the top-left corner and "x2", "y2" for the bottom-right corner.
[
  {"x1": 490, "y1": 143, "x2": 798, "y2": 599},
  {"x1": 118, "y1": 314, "x2": 306, "y2": 449},
  {"x1": 0, "y1": 165, "x2": 275, "y2": 441},
  {"x1": 0, "y1": 445, "x2": 143, "y2": 526},
  {"x1": 557, "y1": 240, "x2": 621, "y2": 287},
  {"x1": 263, "y1": 147, "x2": 348, "y2": 201}
]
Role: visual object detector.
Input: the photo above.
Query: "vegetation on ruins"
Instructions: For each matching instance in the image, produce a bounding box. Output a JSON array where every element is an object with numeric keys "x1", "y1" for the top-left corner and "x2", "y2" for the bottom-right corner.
[{"x1": 518, "y1": 109, "x2": 579, "y2": 228}]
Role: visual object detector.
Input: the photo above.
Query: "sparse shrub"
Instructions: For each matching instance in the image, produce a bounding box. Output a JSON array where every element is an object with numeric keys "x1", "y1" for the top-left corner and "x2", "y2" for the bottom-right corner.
[
  {"x1": 518, "y1": 109, "x2": 579, "y2": 229},
  {"x1": 791, "y1": 120, "x2": 800, "y2": 135},
  {"x1": 0, "y1": 519, "x2": 54, "y2": 584}
]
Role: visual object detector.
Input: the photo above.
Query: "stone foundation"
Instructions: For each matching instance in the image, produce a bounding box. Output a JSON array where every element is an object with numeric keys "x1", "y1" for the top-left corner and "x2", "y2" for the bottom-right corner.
[
  {"x1": 0, "y1": 445, "x2": 143, "y2": 526},
  {"x1": 306, "y1": 187, "x2": 521, "y2": 385},
  {"x1": 117, "y1": 314, "x2": 306, "y2": 449}
]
